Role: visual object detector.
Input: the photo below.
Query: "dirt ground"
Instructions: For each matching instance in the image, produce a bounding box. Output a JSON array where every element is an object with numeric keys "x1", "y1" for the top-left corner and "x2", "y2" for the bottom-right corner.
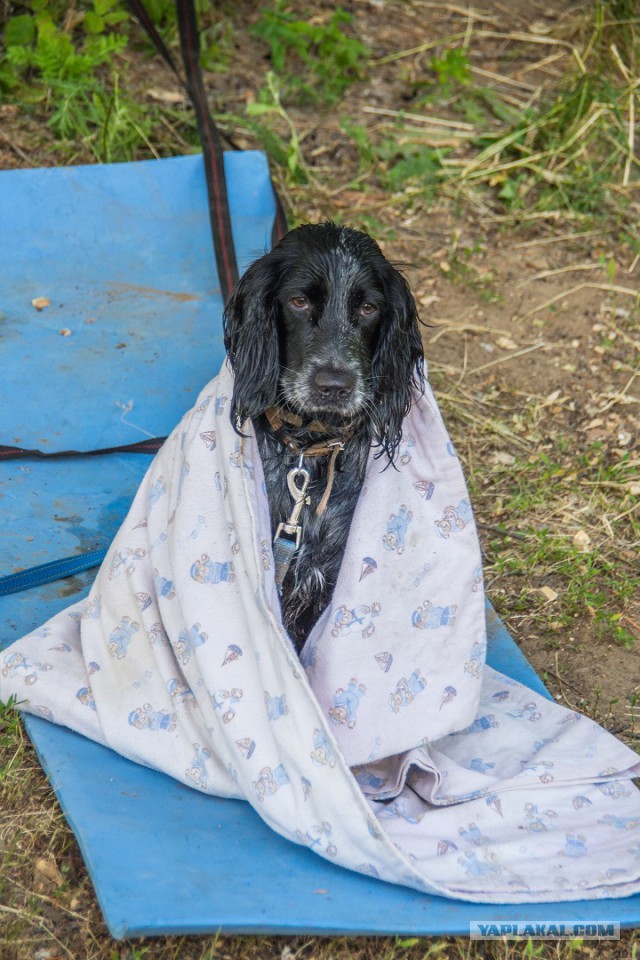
[{"x1": 1, "y1": 0, "x2": 640, "y2": 957}]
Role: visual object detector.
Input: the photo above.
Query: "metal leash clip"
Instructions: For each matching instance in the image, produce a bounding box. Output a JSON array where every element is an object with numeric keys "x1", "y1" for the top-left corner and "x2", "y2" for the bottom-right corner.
[{"x1": 274, "y1": 463, "x2": 311, "y2": 551}]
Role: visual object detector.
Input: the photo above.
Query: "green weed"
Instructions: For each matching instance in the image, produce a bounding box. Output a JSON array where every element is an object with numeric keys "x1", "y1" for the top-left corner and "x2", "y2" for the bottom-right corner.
[
  {"x1": 376, "y1": 134, "x2": 444, "y2": 194},
  {"x1": 5, "y1": 1, "x2": 128, "y2": 91},
  {"x1": 408, "y1": 45, "x2": 472, "y2": 104},
  {"x1": 1, "y1": 0, "x2": 154, "y2": 161},
  {"x1": 252, "y1": 3, "x2": 369, "y2": 105},
  {"x1": 430, "y1": 47, "x2": 471, "y2": 89},
  {"x1": 476, "y1": 438, "x2": 640, "y2": 650},
  {"x1": 336, "y1": 5, "x2": 640, "y2": 234},
  {"x1": 340, "y1": 119, "x2": 377, "y2": 177},
  {"x1": 54, "y1": 73, "x2": 156, "y2": 162},
  {"x1": 441, "y1": 240, "x2": 501, "y2": 302},
  {"x1": 0, "y1": 0, "x2": 224, "y2": 162},
  {"x1": 246, "y1": 71, "x2": 309, "y2": 182},
  {"x1": 342, "y1": 120, "x2": 447, "y2": 198}
]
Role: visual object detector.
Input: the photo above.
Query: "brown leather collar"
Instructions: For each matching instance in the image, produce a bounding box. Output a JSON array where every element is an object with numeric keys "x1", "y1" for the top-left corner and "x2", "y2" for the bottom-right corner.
[{"x1": 265, "y1": 406, "x2": 356, "y2": 457}]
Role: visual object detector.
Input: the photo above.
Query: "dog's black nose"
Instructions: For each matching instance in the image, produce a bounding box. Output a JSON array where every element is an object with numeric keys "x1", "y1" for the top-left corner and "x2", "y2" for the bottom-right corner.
[{"x1": 314, "y1": 367, "x2": 356, "y2": 402}]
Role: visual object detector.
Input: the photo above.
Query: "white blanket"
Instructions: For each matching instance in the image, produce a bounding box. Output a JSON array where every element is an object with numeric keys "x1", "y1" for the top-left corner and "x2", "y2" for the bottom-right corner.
[{"x1": 3, "y1": 361, "x2": 640, "y2": 903}]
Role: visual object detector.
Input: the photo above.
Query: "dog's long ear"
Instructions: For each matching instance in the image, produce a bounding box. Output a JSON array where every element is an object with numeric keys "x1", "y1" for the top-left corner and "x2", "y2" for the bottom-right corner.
[
  {"x1": 370, "y1": 265, "x2": 425, "y2": 461},
  {"x1": 223, "y1": 254, "x2": 281, "y2": 428}
]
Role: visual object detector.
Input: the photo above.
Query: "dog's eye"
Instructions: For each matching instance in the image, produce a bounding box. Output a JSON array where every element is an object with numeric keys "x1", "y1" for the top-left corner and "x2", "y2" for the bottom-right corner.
[
  {"x1": 359, "y1": 302, "x2": 378, "y2": 318},
  {"x1": 290, "y1": 295, "x2": 310, "y2": 310}
]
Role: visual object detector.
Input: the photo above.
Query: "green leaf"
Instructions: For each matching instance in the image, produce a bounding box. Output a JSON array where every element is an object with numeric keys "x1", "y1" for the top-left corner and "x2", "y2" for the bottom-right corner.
[
  {"x1": 94, "y1": 0, "x2": 117, "y2": 15},
  {"x1": 84, "y1": 11, "x2": 106, "y2": 34},
  {"x1": 246, "y1": 102, "x2": 277, "y2": 116},
  {"x1": 430, "y1": 47, "x2": 470, "y2": 86},
  {"x1": 103, "y1": 11, "x2": 129, "y2": 27},
  {"x1": 6, "y1": 14, "x2": 36, "y2": 47},
  {"x1": 498, "y1": 177, "x2": 519, "y2": 202},
  {"x1": 0, "y1": 60, "x2": 19, "y2": 93},
  {"x1": 6, "y1": 46, "x2": 33, "y2": 69}
]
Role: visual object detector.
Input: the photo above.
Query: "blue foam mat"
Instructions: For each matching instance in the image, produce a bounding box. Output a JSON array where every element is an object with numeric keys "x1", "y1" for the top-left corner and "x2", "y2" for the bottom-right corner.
[{"x1": 1, "y1": 154, "x2": 637, "y2": 939}]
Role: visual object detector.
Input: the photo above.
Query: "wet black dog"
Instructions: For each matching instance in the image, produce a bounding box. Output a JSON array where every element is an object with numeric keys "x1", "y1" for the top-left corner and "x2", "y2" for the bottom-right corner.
[{"x1": 223, "y1": 222, "x2": 424, "y2": 651}]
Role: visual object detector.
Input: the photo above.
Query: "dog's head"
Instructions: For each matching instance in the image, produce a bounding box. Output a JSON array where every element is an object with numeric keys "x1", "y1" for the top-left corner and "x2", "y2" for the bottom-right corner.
[{"x1": 223, "y1": 222, "x2": 424, "y2": 460}]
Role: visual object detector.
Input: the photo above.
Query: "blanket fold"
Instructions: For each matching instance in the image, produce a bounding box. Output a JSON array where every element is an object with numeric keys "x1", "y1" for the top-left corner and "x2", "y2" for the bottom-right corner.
[{"x1": 3, "y1": 361, "x2": 640, "y2": 903}]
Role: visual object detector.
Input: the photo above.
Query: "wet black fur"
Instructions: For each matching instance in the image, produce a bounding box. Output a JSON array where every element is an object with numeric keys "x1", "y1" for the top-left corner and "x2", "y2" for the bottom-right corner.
[{"x1": 223, "y1": 222, "x2": 424, "y2": 652}]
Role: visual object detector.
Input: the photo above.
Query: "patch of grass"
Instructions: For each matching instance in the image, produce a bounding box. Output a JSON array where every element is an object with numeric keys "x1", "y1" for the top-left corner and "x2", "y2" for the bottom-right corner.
[
  {"x1": 430, "y1": 46, "x2": 471, "y2": 90},
  {"x1": 0, "y1": 695, "x2": 26, "y2": 783},
  {"x1": 327, "y1": 4, "x2": 640, "y2": 241},
  {"x1": 352, "y1": 215, "x2": 397, "y2": 243},
  {"x1": 2, "y1": 0, "x2": 152, "y2": 161},
  {"x1": 0, "y1": 0, "x2": 225, "y2": 163},
  {"x1": 440, "y1": 238, "x2": 502, "y2": 303},
  {"x1": 466, "y1": 431, "x2": 640, "y2": 651},
  {"x1": 517, "y1": 531, "x2": 636, "y2": 645},
  {"x1": 251, "y1": 3, "x2": 369, "y2": 106},
  {"x1": 448, "y1": 3, "x2": 640, "y2": 221},
  {"x1": 375, "y1": 134, "x2": 444, "y2": 195},
  {"x1": 342, "y1": 119, "x2": 449, "y2": 201},
  {"x1": 408, "y1": 44, "x2": 473, "y2": 106}
]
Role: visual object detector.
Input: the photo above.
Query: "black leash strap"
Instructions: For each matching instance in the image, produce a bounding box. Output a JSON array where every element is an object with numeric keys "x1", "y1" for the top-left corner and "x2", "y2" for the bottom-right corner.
[
  {"x1": 126, "y1": 0, "x2": 184, "y2": 85},
  {"x1": 127, "y1": 0, "x2": 238, "y2": 300},
  {"x1": 127, "y1": 0, "x2": 287, "y2": 298},
  {"x1": 176, "y1": 0, "x2": 239, "y2": 301},
  {"x1": 0, "y1": 438, "x2": 166, "y2": 461}
]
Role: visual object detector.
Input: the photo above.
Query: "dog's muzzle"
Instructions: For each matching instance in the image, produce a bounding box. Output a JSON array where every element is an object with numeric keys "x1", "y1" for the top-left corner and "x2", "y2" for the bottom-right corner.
[{"x1": 312, "y1": 366, "x2": 357, "y2": 405}]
